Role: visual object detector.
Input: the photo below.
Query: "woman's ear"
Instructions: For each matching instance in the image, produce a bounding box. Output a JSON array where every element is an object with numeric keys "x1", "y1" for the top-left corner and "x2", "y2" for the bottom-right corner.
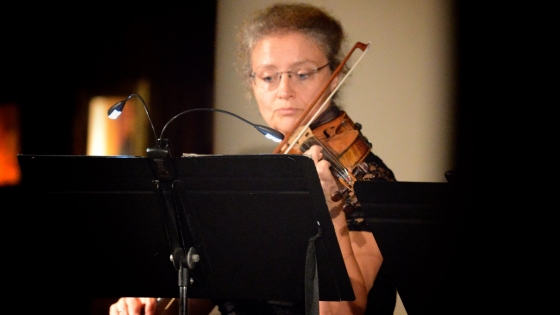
[{"x1": 329, "y1": 72, "x2": 342, "y2": 92}]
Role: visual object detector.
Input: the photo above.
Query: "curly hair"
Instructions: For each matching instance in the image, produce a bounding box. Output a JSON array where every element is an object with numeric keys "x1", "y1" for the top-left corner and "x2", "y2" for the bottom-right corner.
[{"x1": 236, "y1": 3, "x2": 349, "y2": 93}]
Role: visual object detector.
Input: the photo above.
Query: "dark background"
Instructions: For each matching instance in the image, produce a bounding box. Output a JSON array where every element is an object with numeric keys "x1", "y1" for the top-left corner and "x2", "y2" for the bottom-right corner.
[
  {"x1": 1, "y1": 4, "x2": 217, "y2": 156},
  {"x1": 1, "y1": 4, "x2": 218, "y2": 315},
  {"x1": 1, "y1": 2, "x2": 492, "y2": 314}
]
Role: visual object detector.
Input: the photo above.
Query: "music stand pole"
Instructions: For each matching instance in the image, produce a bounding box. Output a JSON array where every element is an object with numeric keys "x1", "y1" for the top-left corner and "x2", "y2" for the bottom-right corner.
[{"x1": 150, "y1": 157, "x2": 197, "y2": 315}]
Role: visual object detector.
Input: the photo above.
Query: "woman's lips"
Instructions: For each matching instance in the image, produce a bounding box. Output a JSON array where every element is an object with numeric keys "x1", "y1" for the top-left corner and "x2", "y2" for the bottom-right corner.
[{"x1": 275, "y1": 107, "x2": 300, "y2": 116}]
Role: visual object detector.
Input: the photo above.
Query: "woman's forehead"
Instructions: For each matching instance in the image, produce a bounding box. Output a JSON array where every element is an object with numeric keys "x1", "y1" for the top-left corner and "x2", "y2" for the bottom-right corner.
[
  {"x1": 253, "y1": 31, "x2": 322, "y2": 50},
  {"x1": 251, "y1": 32, "x2": 326, "y2": 68}
]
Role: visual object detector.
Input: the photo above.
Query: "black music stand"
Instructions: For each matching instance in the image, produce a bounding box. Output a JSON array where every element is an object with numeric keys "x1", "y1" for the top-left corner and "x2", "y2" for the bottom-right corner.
[
  {"x1": 17, "y1": 154, "x2": 354, "y2": 315},
  {"x1": 353, "y1": 180, "x2": 470, "y2": 315}
]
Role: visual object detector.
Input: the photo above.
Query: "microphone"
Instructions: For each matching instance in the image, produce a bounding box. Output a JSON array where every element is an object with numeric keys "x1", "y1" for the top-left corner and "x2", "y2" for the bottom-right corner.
[{"x1": 107, "y1": 93, "x2": 284, "y2": 158}]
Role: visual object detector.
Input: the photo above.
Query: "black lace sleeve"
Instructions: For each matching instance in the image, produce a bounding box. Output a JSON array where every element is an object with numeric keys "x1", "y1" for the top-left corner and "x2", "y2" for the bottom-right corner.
[
  {"x1": 360, "y1": 152, "x2": 397, "y2": 182},
  {"x1": 346, "y1": 152, "x2": 396, "y2": 231}
]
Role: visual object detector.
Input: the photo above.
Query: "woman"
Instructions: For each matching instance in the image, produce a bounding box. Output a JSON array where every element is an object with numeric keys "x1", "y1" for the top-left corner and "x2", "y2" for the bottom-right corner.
[{"x1": 110, "y1": 3, "x2": 396, "y2": 315}]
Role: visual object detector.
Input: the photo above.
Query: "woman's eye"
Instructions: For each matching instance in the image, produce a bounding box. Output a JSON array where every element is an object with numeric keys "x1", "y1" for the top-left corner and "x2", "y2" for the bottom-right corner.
[
  {"x1": 262, "y1": 75, "x2": 274, "y2": 83},
  {"x1": 297, "y1": 71, "x2": 312, "y2": 80}
]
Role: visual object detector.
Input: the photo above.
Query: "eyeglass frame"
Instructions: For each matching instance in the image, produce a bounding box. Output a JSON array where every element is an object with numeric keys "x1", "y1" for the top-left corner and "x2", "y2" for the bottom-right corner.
[{"x1": 249, "y1": 62, "x2": 331, "y2": 90}]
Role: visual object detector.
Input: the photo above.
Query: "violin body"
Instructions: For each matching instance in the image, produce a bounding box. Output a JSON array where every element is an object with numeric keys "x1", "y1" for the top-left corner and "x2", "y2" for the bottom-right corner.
[
  {"x1": 312, "y1": 111, "x2": 371, "y2": 172},
  {"x1": 285, "y1": 111, "x2": 370, "y2": 167},
  {"x1": 282, "y1": 111, "x2": 372, "y2": 213}
]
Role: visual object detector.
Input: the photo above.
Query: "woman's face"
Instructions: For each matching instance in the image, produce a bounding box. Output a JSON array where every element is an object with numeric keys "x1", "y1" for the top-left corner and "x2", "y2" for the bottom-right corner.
[{"x1": 250, "y1": 32, "x2": 339, "y2": 135}]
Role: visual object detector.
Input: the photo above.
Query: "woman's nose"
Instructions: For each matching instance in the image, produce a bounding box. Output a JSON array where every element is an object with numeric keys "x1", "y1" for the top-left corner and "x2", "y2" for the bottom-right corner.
[{"x1": 276, "y1": 73, "x2": 295, "y2": 97}]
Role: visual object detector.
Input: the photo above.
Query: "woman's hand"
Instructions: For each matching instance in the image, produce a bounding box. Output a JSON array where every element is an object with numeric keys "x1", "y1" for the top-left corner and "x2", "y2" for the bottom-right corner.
[
  {"x1": 302, "y1": 145, "x2": 344, "y2": 214},
  {"x1": 109, "y1": 297, "x2": 157, "y2": 315}
]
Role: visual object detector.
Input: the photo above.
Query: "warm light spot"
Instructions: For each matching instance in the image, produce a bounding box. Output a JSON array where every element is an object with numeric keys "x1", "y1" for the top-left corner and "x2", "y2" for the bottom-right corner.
[
  {"x1": 86, "y1": 94, "x2": 148, "y2": 156},
  {"x1": 87, "y1": 97, "x2": 113, "y2": 155},
  {"x1": 0, "y1": 104, "x2": 21, "y2": 186}
]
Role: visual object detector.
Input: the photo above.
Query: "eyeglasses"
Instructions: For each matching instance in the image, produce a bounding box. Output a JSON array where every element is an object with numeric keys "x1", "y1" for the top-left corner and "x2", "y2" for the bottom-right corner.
[{"x1": 250, "y1": 63, "x2": 330, "y2": 91}]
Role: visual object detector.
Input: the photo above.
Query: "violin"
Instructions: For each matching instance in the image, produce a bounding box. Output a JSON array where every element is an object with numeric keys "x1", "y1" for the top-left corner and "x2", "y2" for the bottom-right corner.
[{"x1": 273, "y1": 42, "x2": 372, "y2": 214}]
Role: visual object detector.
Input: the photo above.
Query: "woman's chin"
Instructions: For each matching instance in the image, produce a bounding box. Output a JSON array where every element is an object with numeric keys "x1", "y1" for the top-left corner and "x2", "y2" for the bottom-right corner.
[
  {"x1": 276, "y1": 126, "x2": 294, "y2": 136},
  {"x1": 278, "y1": 120, "x2": 306, "y2": 135}
]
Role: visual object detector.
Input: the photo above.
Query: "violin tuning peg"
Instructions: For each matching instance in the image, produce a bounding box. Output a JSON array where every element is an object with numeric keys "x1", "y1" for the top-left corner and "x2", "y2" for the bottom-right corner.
[
  {"x1": 342, "y1": 198, "x2": 361, "y2": 214},
  {"x1": 342, "y1": 203, "x2": 354, "y2": 214},
  {"x1": 331, "y1": 191, "x2": 343, "y2": 202},
  {"x1": 331, "y1": 187, "x2": 349, "y2": 202}
]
